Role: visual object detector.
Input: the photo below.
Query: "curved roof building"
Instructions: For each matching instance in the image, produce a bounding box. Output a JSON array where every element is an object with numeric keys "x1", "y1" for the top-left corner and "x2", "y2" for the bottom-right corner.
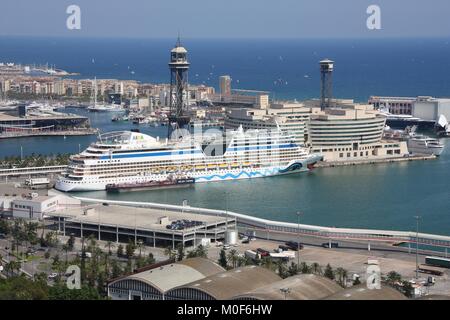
[
  {"x1": 324, "y1": 284, "x2": 407, "y2": 300},
  {"x1": 107, "y1": 258, "x2": 224, "y2": 300},
  {"x1": 165, "y1": 265, "x2": 282, "y2": 300},
  {"x1": 232, "y1": 274, "x2": 343, "y2": 300}
]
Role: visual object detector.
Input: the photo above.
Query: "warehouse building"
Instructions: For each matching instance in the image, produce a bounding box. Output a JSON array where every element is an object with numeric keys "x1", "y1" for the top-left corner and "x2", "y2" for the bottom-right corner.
[
  {"x1": 0, "y1": 185, "x2": 80, "y2": 220},
  {"x1": 232, "y1": 274, "x2": 343, "y2": 300},
  {"x1": 107, "y1": 258, "x2": 225, "y2": 300},
  {"x1": 324, "y1": 284, "x2": 407, "y2": 300},
  {"x1": 165, "y1": 265, "x2": 281, "y2": 300}
]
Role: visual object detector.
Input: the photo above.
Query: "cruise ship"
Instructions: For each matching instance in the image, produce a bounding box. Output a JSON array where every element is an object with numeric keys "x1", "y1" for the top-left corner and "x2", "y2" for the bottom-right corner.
[{"x1": 55, "y1": 127, "x2": 323, "y2": 192}]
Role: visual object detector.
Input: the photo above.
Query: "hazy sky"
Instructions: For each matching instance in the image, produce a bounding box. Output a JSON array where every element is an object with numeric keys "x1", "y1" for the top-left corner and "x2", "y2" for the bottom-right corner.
[{"x1": 0, "y1": 0, "x2": 449, "y2": 38}]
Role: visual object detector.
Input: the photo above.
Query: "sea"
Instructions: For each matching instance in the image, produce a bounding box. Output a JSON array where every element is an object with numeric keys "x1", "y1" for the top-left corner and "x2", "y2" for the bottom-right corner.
[{"x1": 0, "y1": 36, "x2": 449, "y2": 235}]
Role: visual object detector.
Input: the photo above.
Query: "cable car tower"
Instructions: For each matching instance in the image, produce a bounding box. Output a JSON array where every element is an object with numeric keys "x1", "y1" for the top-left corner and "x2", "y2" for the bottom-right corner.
[{"x1": 167, "y1": 36, "x2": 190, "y2": 138}]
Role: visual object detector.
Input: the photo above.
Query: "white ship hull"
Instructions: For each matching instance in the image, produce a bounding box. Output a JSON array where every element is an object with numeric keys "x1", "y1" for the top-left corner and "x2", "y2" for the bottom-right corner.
[{"x1": 55, "y1": 156, "x2": 321, "y2": 192}]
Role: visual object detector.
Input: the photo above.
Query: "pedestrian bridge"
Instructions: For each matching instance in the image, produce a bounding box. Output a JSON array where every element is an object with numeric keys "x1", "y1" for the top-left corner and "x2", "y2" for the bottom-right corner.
[
  {"x1": 0, "y1": 165, "x2": 66, "y2": 177},
  {"x1": 74, "y1": 197, "x2": 450, "y2": 253}
]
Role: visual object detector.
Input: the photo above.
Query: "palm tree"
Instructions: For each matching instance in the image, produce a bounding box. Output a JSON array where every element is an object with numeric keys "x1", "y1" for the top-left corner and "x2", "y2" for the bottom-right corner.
[
  {"x1": 195, "y1": 245, "x2": 208, "y2": 258},
  {"x1": 62, "y1": 244, "x2": 69, "y2": 266},
  {"x1": 311, "y1": 262, "x2": 322, "y2": 275},
  {"x1": 299, "y1": 262, "x2": 311, "y2": 274},
  {"x1": 105, "y1": 241, "x2": 115, "y2": 256},
  {"x1": 261, "y1": 257, "x2": 276, "y2": 271},
  {"x1": 288, "y1": 262, "x2": 299, "y2": 276},
  {"x1": 136, "y1": 240, "x2": 144, "y2": 258},
  {"x1": 176, "y1": 243, "x2": 185, "y2": 261},
  {"x1": 386, "y1": 271, "x2": 402, "y2": 285},
  {"x1": 276, "y1": 259, "x2": 288, "y2": 279},
  {"x1": 218, "y1": 249, "x2": 228, "y2": 269},
  {"x1": 227, "y1": 249, "x2": 239, "y2": 269},
  {"x1": 335, "y1": 267, "x2": 348, "y2": 288},
  {"x1": 164, "y1": 246, "x2": 176, "y2": 260}
]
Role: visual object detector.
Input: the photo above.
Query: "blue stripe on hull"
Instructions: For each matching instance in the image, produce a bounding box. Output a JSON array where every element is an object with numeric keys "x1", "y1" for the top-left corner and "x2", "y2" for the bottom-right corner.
[{"x1": 195, "y1": 161, "x2": 306, "y2": 182}]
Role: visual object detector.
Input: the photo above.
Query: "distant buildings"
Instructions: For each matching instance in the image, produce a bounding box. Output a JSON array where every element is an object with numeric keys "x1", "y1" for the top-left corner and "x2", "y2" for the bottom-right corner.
[
  {"x1": 225, "y1": 102, "x2": 311, "y2": 145},
  {"x1": 369, "y1": 95, "x2": 450, "y2": 123},
  {"x1": 219, "y1": 75, "x2": 231, "y2": 96},
  {"x1": 305, "y1": 99, "x2": 408, "y2": 161}
]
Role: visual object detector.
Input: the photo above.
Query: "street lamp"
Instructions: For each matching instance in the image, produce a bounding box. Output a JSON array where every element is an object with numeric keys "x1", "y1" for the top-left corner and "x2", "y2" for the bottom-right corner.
[
  {"x1": 414, "y1": 215, "x2": 421, "y2": 280},
  {"x1": 296, "y1": 211, "x2": 302, "y2": 268}
]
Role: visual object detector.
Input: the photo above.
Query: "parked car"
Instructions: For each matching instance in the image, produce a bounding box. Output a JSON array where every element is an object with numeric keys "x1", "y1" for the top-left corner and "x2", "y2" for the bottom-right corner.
[
  {"x1": 322, "y1": 242, "x2": 339, "y2": 248},
  {"x1": 278, "y1": 245, "x2": 291, "y2": 251},
  {"x1": 223, "y1": 245, "x2": 231, "y2": 250},
  {"x1": 285, "y1": 241, "x2": 304, "y2": 250},
  {"x1": 256, "y1": 248, "x2": 270, "y2": 257}
]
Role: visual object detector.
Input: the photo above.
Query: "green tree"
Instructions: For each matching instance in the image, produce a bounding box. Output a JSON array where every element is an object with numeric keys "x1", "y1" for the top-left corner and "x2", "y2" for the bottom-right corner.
[
  {"x1": 386, "y1": 271, "x2": 402, "y2": 285},
  {"x1": 48, "y1": 284, "x2": 103, "y2": 300},
  {"x1": 401, "y1": 280, "x2": 414, "y2": 298},
  {"x1": 287, "y1": 262, "x2": 299, "y2": 276},
  {"x1": 324, "y1": 264, "x2": 334, "y2": 280},
  {"x1": 67, "y1": 235, "x2": 75, "y2": 251},
  {"x1": 146, "y1": 252, "x2": 155, "y2": 265},
  {"x1": 227, "y1": 249, "x2": 239, "y2": 269},
  {"x1": 117, "y1": 244, "x2": 124, "y2": 257},
  {"x1": 125, "y1": 241, "x2": 136, "y2": 260},
  {"x1": 164, "y1": 246, "x2": 176, "y2": 260},
  {"x1": 299, "y1": 262, "x2": 311, "y2": 274},
  {"x1": 111, "y1": 260, "x2": 122, "y2": 278},
  {"x1": 195, "y1": 245, "x2": 208, "y2": 258},
  {"x1": 136, "y1": 240, "x2": 144, "y2": 258},
  {"x1": 176, "y1": 243, "x2": 185, "y2": 261},
  {"x1": 335, "y1": 267, "x2": 348, "y2": 288},
  {"x1": 105, "y1": 241, "x2": 115, "y2": 256},
  {"x1": 261, "y1": 257, "x2": 276, "y2": 271},
  {"x1": 276, "y1": 260, "x2": 288, "y2": 279},
  {"x1": 218, "y1": 249, "x2": 228, "y2": 269},
  {"x1": 0, "y1": 275, "x2": 48, "y2": 300},
  {"x1": 0, "y1": 220, "x2": 10, "y2": 234},
  {"x1": 311, "y1": 262, "x2": 322, "y2": 275}
]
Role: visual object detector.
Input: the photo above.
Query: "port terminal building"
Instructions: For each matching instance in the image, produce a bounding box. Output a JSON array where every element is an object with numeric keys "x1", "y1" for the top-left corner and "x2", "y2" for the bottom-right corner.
[
  {"x1": 369, "y1": 95, "x2": 450, "y2": 125},
  {"x1": 0, "y1": 108, "x2": 90, "y2": 135},
  {"x1": 224, "y1": 102, "x2": 312, "y2": 145},
  {"x1": 304, "y1": 99, "x2": 408, "y2": 162},
  {"x1": 45, "y1": 203, "x2": 236, "y2": 249},
  {"x1": 0, "y1": 185, "x2": 80, "y2": 220},
  {"x1": 224, "y1": 98, "x2": 408, "y2": 162}
]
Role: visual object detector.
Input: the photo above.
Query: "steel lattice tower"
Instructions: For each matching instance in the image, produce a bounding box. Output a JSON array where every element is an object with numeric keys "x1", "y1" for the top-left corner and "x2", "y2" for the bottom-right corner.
[
  {"x1": 168, "y1": 37, "x2": 190, "y2": 138},
  {"x1": 320, "y1": 59, "x2": 334, "y2": 110}
]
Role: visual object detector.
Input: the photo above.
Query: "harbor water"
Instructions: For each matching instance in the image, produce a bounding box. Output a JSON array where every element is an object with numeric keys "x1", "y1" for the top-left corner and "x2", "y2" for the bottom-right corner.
[{"x1": 0, "y1": 37, "x2": 449, "y2": 235}]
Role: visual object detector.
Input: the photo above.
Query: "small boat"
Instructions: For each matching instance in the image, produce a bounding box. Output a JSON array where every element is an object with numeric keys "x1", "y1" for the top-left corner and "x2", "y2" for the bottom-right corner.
[{"x1": 407, "y1": 136, "x2": 445, "y2": 156}]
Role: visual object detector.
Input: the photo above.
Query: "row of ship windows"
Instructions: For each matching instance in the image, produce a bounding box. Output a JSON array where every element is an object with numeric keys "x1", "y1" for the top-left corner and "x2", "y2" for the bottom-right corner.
[
  {"x1": 70, "y1": 162, "x2": 294, "y2": 175},
  {"x1": 73, "y1": 151, "x2": 301, "y2": 167}
]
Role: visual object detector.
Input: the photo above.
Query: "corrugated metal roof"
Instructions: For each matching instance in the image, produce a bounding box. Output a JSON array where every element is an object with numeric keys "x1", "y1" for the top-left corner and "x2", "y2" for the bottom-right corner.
[
  {"x1": 232, "y1": 274, "x2": 343, "y2": 300},
  {"x1": 109, "y1": 258, "x2": 224, "y2": 293},
  {"x1": 324, "y1": 284, "x2": 407, "y2": 300},
  {"x1": 171, "y1": 265, "x2": 282, "y2": 300}
]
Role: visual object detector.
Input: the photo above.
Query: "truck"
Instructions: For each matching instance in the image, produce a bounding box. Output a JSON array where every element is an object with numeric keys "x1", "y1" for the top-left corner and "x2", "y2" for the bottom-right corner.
[
  {"x1": 269, "y1": 251, "x2": 296, "y2": 260},
  {"x1": 245, "y1": 250, "x2": 260, "y2": 261},
  {"x1": 25, "y1": 178, "x2": 50, "y2": 187},
  {"x1": 425, "y1": 256, "x2": 450, "y2": 269}
]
